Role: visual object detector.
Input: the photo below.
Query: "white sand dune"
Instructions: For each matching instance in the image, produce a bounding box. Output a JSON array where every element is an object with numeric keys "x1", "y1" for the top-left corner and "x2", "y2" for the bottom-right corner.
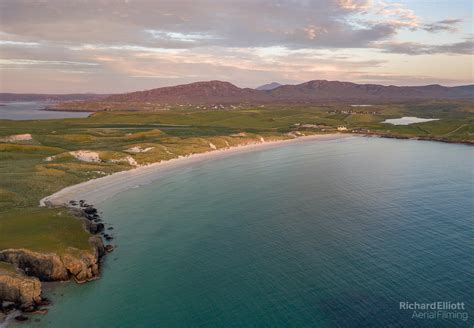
[
  {"x1": 0, "y1": 133, "x2": 33, "y2": 142},
  {"x1": 69, "y1": 150, "x2": 101, "y2": 163},
  {"x1": 40, "y1": 134, "x2": 350, "y2": 207},
  {"x1": 126, "y1": 146, "x2": 155, "y2": 153}
]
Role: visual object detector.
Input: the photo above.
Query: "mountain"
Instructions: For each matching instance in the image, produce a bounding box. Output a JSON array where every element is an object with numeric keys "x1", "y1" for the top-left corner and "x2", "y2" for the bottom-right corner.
[
  {"x1": 5, "y1": 81, "x2": 473, "y2": 105},
  {"x1": 451, "y1": 85, "x2": 474, "y2": 94},
  {"x1": 106, "y1": 81, "x2": 265, "y2": 104},
  {"x1": 267, "y1": 81, "x2": 474, "y2": 102},
  {"x1": 256, "y1": 82, "x2": 283, "y2": 91},
  {"x1": 53, "y1": 80, "x2": 474, "y2": 109}
]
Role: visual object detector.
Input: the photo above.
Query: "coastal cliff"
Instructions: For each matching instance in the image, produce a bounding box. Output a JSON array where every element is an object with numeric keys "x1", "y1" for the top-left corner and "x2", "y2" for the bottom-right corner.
[
  {"x1": 0, "y1": 238, "x2": 104, "y2": 283},
  {"x1": 0, "y1": 231, "x2": 105, "y2": 321},
  {"x1": 0, "y1": 269, "x2": 42, "y2": 310}
]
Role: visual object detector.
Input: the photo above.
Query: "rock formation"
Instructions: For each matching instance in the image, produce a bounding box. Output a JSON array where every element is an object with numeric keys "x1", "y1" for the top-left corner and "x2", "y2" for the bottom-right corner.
[
  {"x1": 0, "y1": 240, "x2": 104, "y2": 283},
  {"x1": 0, "y1": 270, "x2": 42, "y2": 309}
]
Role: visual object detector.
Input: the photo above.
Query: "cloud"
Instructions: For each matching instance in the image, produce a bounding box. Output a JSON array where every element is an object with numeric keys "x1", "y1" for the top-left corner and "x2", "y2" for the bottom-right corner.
[
  {"x1": 0, "y1": 0, "x2": 471, "y2": 92},
  {"x1": 0, "y1": 40, "x2": 39, "y2": 47},
  {"x1": 373, "y1": 1, "x2": 420, "y2": 29},
  {"x1": 422, "y1": 19, "x2": 462, "y2": 33},
  {"x1": 0, "y1": 0, "x2": 405, "y2": 49},
  {"x1": 377, "y1": 38, "x2": 474, "y2": 55}
]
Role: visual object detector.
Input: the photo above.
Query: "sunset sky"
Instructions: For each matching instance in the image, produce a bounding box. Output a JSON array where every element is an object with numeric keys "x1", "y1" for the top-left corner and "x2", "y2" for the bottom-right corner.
[{"x1": 0, "y1": 0, "x2": 472, "y2": 93}]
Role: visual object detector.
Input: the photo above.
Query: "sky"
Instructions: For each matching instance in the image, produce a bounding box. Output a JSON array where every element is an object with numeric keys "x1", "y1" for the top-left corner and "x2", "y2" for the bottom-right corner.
[{"x1": 0, "y1": 0, "x2": 472, "y2": 94}]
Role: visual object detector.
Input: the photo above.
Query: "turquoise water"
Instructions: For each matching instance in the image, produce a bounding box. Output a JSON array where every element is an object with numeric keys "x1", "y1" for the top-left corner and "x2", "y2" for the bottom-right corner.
[
  {"x1": 26, "y1": 137, "x2": 474, "y2": 327},
  {"x1": 0, "y1": 102, "x2": 89, "y2": 120}
]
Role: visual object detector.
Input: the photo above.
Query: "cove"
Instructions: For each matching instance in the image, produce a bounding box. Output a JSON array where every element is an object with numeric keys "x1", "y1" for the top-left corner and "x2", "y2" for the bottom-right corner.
[{"x1": 23, "y1": 136, "x2": 474, "y2": 328}]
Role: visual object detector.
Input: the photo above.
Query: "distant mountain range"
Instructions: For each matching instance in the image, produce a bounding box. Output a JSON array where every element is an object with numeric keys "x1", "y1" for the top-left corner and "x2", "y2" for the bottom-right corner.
[
  {"x1": 103, "y1": 80, "x2": 474, "y2": 104},
  {"x1": 0, "y1": 93, "x2": 108, "y2": 102},
  {"x1": 2, "y1": 80, "x2": 473, "y2": 105},
  {"x1": 256, "y1": 82, "x2": 283, "y2": 91}
]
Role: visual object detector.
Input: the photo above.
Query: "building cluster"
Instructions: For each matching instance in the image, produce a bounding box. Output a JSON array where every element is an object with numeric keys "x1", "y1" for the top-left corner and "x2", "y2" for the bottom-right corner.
[{"x1": 326, "y1": 109, "x2": 378, "y2": 115}]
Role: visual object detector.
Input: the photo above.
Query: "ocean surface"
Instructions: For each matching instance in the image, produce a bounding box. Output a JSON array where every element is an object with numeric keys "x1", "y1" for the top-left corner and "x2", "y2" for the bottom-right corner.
[
  {"x1": 21, "y1": 137, "x2": 474, "y2": 327},
  {"x1": 0, "y1": 102, "x2": 89, "y2": 120}
]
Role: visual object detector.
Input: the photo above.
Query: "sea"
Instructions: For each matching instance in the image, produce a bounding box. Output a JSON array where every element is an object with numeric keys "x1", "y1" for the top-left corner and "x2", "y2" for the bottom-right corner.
[
  {"x1": 0, "y1": 102, "x2": 89, "y2": 120},
  {"x1": 16, "y1": 136, "x2": 474, "y2": 327}
]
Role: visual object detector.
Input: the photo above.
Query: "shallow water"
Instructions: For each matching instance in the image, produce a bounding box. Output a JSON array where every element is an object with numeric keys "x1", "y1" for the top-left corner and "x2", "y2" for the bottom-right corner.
[
  {"x1": 22, "y1": 137, "x2": 474, "y2": 327},
  {"x1": 0, "y1": 102, "x2": 89, "y2": 120},
  {"x1": 382, "y1": 116, "x2": 439, "y2": 125}
]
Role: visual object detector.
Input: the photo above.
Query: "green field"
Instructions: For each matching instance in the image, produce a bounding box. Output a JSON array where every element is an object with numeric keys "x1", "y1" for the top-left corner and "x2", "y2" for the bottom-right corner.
[
  {"x1": 0, "y1": 101, "x2": 473, "y2": 256},
  {"x1": 0, "y1": 208, "x2": 91, "y2": 254}
]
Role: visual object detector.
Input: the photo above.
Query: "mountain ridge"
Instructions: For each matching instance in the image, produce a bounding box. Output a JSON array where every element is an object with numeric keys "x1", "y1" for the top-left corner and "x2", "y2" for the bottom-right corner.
[
  {"x1": 256, "y1": 82, "x2": 283, "y2": 91},
  {"x1": 3, "y1": 80, "x2": 473, "y2": 104},
  {"x1": 102, "y1": 80, "x2": 474, "y2": 104}
]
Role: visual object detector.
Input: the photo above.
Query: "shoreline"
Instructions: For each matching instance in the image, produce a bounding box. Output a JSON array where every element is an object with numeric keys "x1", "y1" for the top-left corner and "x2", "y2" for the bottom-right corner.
[
  {"x1": 40, "y1": 133, "x2": 350, "y2": 207},
  {"x1": 39, "y1": 132, "x2": 472, "y2": 208},
  {"x1": 7, "y1": 132, "x2": 471, "y2": 325}
]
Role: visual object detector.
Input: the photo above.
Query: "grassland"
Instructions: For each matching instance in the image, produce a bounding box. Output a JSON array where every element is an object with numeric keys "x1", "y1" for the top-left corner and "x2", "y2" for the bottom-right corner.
[
  {"x1": 0, "y1": 208, "x2": 91, "y2": 254},
  {"x1": 0, "y1": 100, "x2": 473, "y2": 256}
]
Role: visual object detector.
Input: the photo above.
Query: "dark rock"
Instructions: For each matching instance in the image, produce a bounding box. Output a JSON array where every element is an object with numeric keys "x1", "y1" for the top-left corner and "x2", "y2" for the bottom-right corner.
[
  {"x1": 38, "y1": 298, "x2": 51, "y2": 306},
  {"x1": 104, "y1": 245, "x2": 114, "y2": 253},
  {"x1": 22, "y1": 306, "x2": 36, "y2": 312},
  {"x1": 1, "y1": 301, "x2": 16, "y2": 313},
  {"x1": 87, "y1": 222, "x2": 104, "y2": 234},
  {"x1": 83, "y1": 206, "x2": 97, "y2": 215},
  {"x1": 15, "y1": 315, "x2": 28, "y2": 321},
  {"x1": 89, "y1": 236, "x2": 105, "y2": 259},
  {"x1": 107, "y1": 227, "x2": 114, "y2": 230},
  {"x1": 84, "y1": 221, "x2": 96, "y2": 234},
  {"x1": 96, "y1": 223, "x2": 104, "y2": 232}
]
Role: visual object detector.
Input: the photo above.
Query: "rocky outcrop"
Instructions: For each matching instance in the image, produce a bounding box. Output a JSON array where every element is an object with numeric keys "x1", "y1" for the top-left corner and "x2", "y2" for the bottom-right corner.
[
  {"x1": 0, "y1": 202, "x2": 112, "y2": 319},
  {"x1": 69, "y1": 205, "x2": 105, "y2": 234},
  {"x1": 62, "y1": 253, "x2": 99, "y2": 283},
  {"x1": 0, "y1": 250, "x2": 68, "y2": 281},
  {"x1": 0, "y1": 270, "x2": 42, "y2": 309},
  {"x1": 0, "y1": 242, "x2": 104, "y2": 283}
]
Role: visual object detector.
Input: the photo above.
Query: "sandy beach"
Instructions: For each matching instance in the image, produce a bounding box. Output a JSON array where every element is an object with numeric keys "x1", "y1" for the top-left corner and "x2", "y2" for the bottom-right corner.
[{"x1": 40, "y1": 133, "x2": 351, "y2": 207}]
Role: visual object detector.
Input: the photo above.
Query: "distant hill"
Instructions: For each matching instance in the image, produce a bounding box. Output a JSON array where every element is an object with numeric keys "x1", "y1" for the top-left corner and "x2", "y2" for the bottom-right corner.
[
  {"x1": 0, "y1": 93, "x2": 108, "y2": 102},
  {"x1": 100, "y1": 80, "x2": 474, "y2": 105},
  {"x1": 451, "y1": 85, "x2": 474, "y2": 94},
  {"x1": 105, "y1": 81, "x2": 266, "y2": 104},
  {"x1": 19, "y1": 80, "x2": 474, "y2": 112},
  {"x1": 256, "y1": 82, "x2": 283, "y2": 91}
]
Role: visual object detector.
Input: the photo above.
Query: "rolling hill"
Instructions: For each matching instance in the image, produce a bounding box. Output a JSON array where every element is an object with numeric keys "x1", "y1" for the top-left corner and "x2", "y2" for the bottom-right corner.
[{"x1": 101, "y1": 80, "x2": 474, "y2": 105}]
